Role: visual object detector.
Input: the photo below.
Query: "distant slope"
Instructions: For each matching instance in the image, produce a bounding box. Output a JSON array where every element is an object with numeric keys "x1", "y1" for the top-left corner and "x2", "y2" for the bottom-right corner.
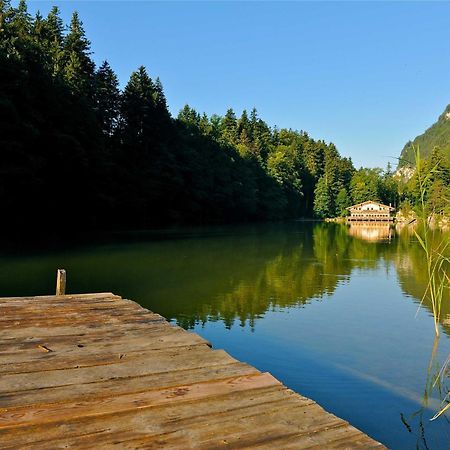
[{"x1": 399, "y1": 104, "x2": 450, "y2": 167}]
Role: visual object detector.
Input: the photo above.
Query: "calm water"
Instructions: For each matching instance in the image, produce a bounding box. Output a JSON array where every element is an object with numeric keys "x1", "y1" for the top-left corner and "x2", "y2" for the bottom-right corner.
[{"x1": 1, "y1": 222, "x2": 449, "y2": 449}]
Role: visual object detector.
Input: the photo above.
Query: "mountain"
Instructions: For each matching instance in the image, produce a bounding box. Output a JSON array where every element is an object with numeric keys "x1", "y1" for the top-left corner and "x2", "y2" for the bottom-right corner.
[{"x1": 399, "y1": 104, "x2": 450, "y2": 167}]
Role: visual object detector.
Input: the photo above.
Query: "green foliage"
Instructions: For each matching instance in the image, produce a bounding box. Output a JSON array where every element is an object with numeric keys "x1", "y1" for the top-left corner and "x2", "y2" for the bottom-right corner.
[
  {"x1": 63, "y1": 12, "x2": 95, "y2": 96},
  {"x1": 313, "y1": 176, "x2": 332, "y2": 218},
  {"x1": 94, "y1": 61, "x2": 120, "y2": 136},
  {"x1": 0, "y1": 1, "x2": 362, "y2": 233},
  {"x1": 400, "y1": 147, "x2": 450, "y2": 217},
  {"x1": 350, "y1": 168, "x2": 383, "y2": 204},
  {"x1": 335, "y1": 188, "x2": 351, "y2": 216}
]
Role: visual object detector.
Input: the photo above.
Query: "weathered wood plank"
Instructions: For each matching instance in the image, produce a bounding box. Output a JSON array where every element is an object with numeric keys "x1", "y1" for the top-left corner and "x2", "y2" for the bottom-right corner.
[
  {"x1": 0, "y1": 387, "x2": 303, "y2": 448},
  {"x1": 0, "y1": 302, "x2": 145, "y2": 318},
  {"x1": 0, "y1": 373, "x2": 281, "y2": 430},
  {"x1": 0, "y1": 362, "x2": 258, "y2": 408},
  {"x1": 0, "y1": 343, "x2": 214, "y2": 374},
  {"x1": 0, "y1": 347, "x2": 237, "y2": 394},
  {"x1": 0, "y1": 308, "x2": 160, "y2": 327},
  {"x1": 0, "y1": 327, "x2": 210, "y2": 365},
  {"x1": 0, "y1": 321, "x2": 192, "y2": 353},
  {"x1": 0, "y1": 320, "x2": 174, "y2": 344},
  {"x1": 0, "y1": 317, "x2": 167, "y2": 339},
  {"x1": 0, "y1": 292, "x2": 385, "y2": 449},
  {"x1": 0, "y1": 292, "x2": 119, "y2": 303}
]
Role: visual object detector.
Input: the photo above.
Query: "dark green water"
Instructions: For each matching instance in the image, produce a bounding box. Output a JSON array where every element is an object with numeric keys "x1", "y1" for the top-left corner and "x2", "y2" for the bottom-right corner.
[{"x1": 1, "y1": 222, "x2": 449, "y2": 449}]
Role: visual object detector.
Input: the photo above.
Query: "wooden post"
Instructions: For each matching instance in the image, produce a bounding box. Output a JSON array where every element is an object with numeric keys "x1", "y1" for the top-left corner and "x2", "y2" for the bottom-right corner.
[{"x1": 56, "y1": 269, "x2": 66, "y2": 296}]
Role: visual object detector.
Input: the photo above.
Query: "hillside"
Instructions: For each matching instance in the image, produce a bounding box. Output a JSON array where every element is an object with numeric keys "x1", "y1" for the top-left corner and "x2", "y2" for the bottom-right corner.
[{"x1": 399, "y1": 104, "x2": 450, "y2": 167}]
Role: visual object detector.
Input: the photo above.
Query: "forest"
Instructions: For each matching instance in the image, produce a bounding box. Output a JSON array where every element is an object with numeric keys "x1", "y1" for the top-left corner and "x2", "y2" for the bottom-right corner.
[{"x1": 0, "y1": 1, "x2": 448, "y2": 234}]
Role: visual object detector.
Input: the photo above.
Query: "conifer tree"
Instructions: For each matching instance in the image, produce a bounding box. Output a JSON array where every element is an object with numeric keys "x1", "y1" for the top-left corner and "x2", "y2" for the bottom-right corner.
[
  {"x1": 32, "y1": 11, "x2": 44, "y2": 41},
  {"x1": 63, "y1": 11, "x2": 95, "y2": 96},
  {"x1": 0, "y1": 1, "x2": 14, "y2": 52},
  {"x1": 153, "y1": 77, "x2": 169, "y2": 118},
  {"x1": 120, "y1": 66, "x2": 156, "y2": 146},
  {"x1": 238, "y1": 109, "x2": 251, "y2": 139},
  {"x1": 178, "y1": 104, "x2": 200, "y2": 127},
  {"x1": 198, "y1": 112, "x2": 210, "y2": 135},
  {"x1": 220, "y1": 108, "x2": 238, "y2": 146},
  {"x1": 94, "y1": 60, "x2": 120, "y2": 136},
  {"x1": 11, "y1": 0, "x2": 31, "y2": 38},
  {"x1": 44, "y1": 6, "x2": 64, "y2": 76},
  {"x1": 250, "y1": 107, "x2": 258, "y2": 130}
]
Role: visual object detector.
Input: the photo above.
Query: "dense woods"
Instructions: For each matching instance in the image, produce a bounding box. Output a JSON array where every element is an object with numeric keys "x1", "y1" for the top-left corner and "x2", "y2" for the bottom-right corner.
[
  {"x1": 0, "y1": 1, "x2": 446, "y2": 234},
  {"x1": 397, "y1": 147, "x2": 450, "y2": 218}
]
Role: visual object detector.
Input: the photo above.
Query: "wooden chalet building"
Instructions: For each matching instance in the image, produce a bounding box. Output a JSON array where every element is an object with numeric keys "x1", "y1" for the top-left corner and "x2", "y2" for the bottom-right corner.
[{"x1": 347, "y1": 201, "x2": 395, "y2": 222}]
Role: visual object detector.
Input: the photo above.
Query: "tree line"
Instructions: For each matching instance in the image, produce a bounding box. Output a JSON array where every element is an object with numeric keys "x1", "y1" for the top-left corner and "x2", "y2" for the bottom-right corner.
[
  {"x1": 397, "y1": 147, "x2": 450, "y2": 218},
  {"x1": 2, "y1": 1, "x2": 434, "y2": 235}
]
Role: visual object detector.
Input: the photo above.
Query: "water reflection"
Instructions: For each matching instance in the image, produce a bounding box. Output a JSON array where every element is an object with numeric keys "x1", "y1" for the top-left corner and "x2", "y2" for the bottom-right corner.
[
  {"x1": 171, "y1": 223, "x2": 449, "y2": 333},
  {"x1": 0, "y1": 222, "x2": 449, "y2": 449},
  {"x1": 400, "y1": 337, "x2": 450, "y2": 449},
  {"x1": 0, "y1": 223, "x2": 447, "y2": 332},
  {"x1": 348, "y1": 222, "x2": 393, "y2": 242}
]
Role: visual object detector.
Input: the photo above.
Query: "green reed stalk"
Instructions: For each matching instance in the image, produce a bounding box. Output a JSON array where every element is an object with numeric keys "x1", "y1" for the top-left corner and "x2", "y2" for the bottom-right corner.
[
  {"x1": 430, "y1": 354, "x2": 450, "y2": 420},
  {"x1": 413, "y1": 147, "x2": 449, "y2": 337}
]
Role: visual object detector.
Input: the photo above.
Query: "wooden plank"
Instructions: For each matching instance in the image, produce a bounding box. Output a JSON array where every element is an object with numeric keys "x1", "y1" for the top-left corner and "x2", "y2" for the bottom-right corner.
[
  {"x1": 0, "y1": 293, "x2": 385, "y2": 449},
  {"x1": 0, "y1": 319, "x2": 173, "y2": 344},
  {"x1": 0, "y1": 307, "x2": 159, "y2": 326},
  {"x1": 0, "y1": 316, "x2": 167, "y2": 340},
  {"x1": 0, "y1": 347, "x2": 237, "y2": 394},
  {"x1": 0, "y1": 373, "x2": 281, "y2": 430},
  {"x1": 0, "y1": 302, "x2": 145, "y2": 318},
  {"x1": 0, "y1": 321, "x2": 192, "y2": 354},
  {"x1": 0, "y1": 327, "x2": 210, "y2": 365},
  {"x1": 0, "y1": 343, "x2": 214, "y2": 374},
  {"x1": 0, "y1": 362, "x2": 258, "y2": 408},
  {"x1": 15, "y1": 400, "x2": 355, "y2": 450},
  {"x1": 0, "y1": 292, "x2": 119, "y2": 303},
  {"x1": 0, "y1": 386, "x2": 295, "y2": 448}
]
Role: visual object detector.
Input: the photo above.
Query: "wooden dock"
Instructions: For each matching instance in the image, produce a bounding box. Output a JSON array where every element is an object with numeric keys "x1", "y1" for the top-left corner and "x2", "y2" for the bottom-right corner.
[{"x1": 0, "y1": 292, "x2": 385, "y2": 449}]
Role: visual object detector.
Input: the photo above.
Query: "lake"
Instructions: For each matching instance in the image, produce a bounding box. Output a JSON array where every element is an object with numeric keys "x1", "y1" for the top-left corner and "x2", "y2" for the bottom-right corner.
[{"x1": 0, "y1": 222, "x2": 449, "y2": 449}]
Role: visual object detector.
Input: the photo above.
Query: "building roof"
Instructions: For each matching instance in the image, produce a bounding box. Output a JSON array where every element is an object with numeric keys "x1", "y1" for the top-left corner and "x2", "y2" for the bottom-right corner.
[{"x1": 346, "y1": 200, "x2": 395, "y2": 211}]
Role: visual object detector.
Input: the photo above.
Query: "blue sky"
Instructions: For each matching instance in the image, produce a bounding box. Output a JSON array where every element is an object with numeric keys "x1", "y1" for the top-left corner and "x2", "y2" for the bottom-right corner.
[{"x1": 25, "y1": 1, "x2": 450, "y2": 168}]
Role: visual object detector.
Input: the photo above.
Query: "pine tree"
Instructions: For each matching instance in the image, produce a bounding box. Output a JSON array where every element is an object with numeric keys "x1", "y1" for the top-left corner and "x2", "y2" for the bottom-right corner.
[
  {"x1": 0, "y1": 1, "x2": 14, "y2": 53},
  {"x1": 43, "y1": 6, "x2": 64, "y2": 76},
  {"x1": 250, "y1": 107, "x2": 258, "y2": 130},
  {"x1": 120, "y1": 66, "x2": 156, "y2": 146},
  {"x1": 11, "y1": 0, "x2": 31, "y2": 38},
  {"x1": 238, "y1": 109, "x2": 251, "y2": 140},
  {"x1": 178, "y1": 104, "x2": 200, "y2": 127},
  {"x1": 220, "y1": 108, "x2": 238, "y2": 146},
  {"x1": 94, "y1": 60, "x2": 120, "y2": 136},
  {"x1": 198, "y1": 112, "x2": 210, "y2": 136},
  {"x1": 153, "y1": 77, "x2": 169, "y2": 118},
  {"x1": 63, "y1": 11, "x2": 95, "y2": 96},
  {"x1": 32, "y1": 11, "x2": 44, "y2": 41}
]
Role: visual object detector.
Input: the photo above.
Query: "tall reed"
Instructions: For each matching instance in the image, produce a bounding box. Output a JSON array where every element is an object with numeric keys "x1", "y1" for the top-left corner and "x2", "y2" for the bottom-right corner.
[
  {"x1": 410, "y1": 147, "x2": 449, "y2": 421},
  {"x1": 413, "y1": 147, "x2": 450, "y2": 337}
]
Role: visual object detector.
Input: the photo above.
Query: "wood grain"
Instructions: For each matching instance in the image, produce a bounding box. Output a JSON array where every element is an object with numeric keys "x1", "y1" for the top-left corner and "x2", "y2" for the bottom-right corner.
[{"x1": 0, "y1": 293, "x2": 385, "y2": 449}]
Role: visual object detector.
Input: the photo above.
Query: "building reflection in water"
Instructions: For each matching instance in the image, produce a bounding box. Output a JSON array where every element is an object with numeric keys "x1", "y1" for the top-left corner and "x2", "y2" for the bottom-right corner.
[{"x1": 347, "y1": 222, "x2": 393, "y2": 242}]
